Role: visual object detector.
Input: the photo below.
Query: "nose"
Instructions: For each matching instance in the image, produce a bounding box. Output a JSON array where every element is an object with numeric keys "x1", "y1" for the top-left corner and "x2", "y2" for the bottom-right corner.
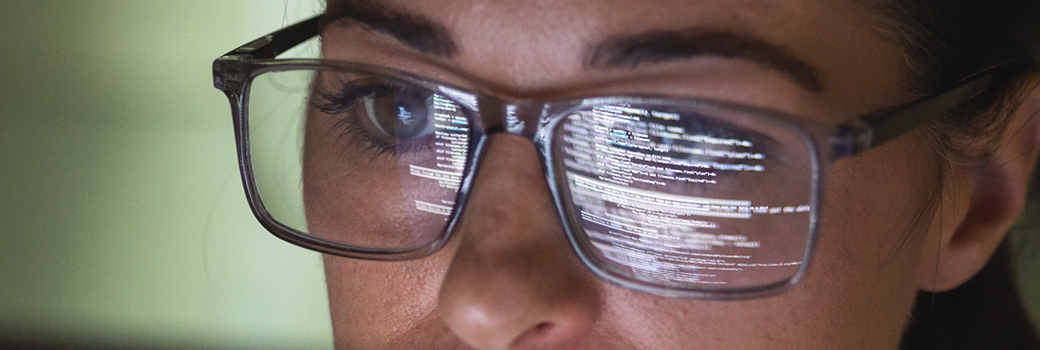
[{"x1": 437, "y1": 135, "x2": 601, "y2": 350}]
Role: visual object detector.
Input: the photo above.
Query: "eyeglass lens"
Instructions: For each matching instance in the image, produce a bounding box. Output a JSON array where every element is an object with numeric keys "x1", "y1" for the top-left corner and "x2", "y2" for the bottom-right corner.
[
  {"x1": 246, "y1": 67, "x2": 817, "y2": 290},
  {"x1": 551, "y1": 103, "x2": 815, "y2": 289}
]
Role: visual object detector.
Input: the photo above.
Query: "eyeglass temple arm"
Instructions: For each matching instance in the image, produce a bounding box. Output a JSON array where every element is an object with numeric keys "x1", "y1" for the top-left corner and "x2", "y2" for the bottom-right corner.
[
  {"x1": 836, "y1": 62, "x2": 1014, "y2": 157},
  {"x1": 866, "y1": 74, "x2": 992, "y2": 149},
  {"x1": 222, "y1": 15, "x2": 322, "y2": 59},
  {"x1": 213, "y1": 15, "x2": 322, "y2": 94}
]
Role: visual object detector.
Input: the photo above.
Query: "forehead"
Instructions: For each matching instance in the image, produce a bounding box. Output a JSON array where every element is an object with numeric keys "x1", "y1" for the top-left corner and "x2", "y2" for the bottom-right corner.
[{"x1": 323, "y1": 0, "x2": 908, "y2": 118}]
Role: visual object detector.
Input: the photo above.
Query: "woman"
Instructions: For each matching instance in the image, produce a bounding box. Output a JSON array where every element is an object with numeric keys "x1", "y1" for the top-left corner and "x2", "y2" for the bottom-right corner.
[{"x1": 213, "y1": 0, "x2": 1040, "y2": 348}]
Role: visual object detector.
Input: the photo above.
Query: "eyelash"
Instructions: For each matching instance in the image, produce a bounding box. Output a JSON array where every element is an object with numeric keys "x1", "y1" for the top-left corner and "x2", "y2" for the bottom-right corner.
[{"x1": 310, "y1": 80, "x2": 436, "y2": 159}]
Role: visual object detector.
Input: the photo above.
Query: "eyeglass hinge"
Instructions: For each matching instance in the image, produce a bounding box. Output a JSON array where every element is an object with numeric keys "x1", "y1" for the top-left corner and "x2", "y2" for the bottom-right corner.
[
  {"x1": 830, "y1": 121, "x2": 873, "y2": 158},
  {"x1": 212, "y1": 54, "x2": 253, "y2": 93}
]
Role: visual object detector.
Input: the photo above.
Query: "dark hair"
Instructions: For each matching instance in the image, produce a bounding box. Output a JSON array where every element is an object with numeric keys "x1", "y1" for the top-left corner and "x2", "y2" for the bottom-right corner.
[
  {"x1": 869, "y1": 0, "x2": 1040, "y2": 348},
  {"x1": 874, "y1": 0, "x2": 1040, "y2": 159}
]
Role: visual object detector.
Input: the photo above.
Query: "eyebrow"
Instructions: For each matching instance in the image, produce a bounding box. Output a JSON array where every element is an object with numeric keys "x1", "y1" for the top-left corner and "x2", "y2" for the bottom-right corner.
[
  {"x1": 586, "y1": 30, "x2": 823, "y2": 92},
  {"x1": 321, "y1": 1, "x2": 822, "y2": 93},
  {"x1": 321, "y1": 0, "x2": 458, "y2": 57}
]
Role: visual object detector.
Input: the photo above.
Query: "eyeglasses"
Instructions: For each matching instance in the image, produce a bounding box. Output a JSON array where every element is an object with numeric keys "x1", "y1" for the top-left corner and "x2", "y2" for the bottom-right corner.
[{"x1": 213, "y1": 15, "x2": 997, "y2": 300}]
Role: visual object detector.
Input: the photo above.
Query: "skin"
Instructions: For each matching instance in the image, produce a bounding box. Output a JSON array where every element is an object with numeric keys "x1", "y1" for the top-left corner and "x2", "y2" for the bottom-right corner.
[{"x1": 308, "y1": 0, "x2": 1040, "y2": 349}]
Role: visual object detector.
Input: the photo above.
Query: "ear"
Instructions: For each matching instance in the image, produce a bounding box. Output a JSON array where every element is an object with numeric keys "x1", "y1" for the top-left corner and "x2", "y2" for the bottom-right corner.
[{"x1": 918, "y1": 73, "x2": 1040, "y2": 292}]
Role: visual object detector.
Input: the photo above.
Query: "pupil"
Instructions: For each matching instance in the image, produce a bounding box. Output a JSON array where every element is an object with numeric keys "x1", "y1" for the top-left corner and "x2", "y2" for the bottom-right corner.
[{"x1": 371, "y1": 86, "x2": 430, "y2": 138}]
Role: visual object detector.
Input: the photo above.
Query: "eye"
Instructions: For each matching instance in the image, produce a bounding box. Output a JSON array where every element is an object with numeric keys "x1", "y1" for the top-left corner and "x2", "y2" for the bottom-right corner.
[{"x1": 362, "y1": 83, "x2": 437, "y2": 140}]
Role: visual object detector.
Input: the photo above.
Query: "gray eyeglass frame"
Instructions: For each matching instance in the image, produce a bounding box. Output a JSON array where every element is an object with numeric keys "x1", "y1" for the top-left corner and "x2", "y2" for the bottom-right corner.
[{"x1": 214, "y1": 15, "x2": 1001, "y2": 300}]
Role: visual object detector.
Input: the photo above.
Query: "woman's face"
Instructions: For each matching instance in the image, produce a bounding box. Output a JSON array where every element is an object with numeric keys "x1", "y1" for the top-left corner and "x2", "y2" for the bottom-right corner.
[{"x1": 313, "y1": 0, "x2": 949, "y2": 348}]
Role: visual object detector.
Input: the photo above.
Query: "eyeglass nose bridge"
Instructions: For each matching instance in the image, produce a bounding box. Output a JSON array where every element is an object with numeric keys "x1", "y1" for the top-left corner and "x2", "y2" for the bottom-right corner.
[
  {"x1": 441, "y1": 95, "x2": 564, "y2": 248},
  {"x1": 475, "y1": 95, "x2": 553, "y2": 140}
]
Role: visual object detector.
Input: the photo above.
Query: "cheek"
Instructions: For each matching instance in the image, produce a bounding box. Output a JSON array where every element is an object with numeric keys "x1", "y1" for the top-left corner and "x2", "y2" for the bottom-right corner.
[
  {"x1": 323, "y1": 249, "x2": 453, "y2": 348},
  {"x1": 797, "y1": 136, "x2": 942, "y2": 339},
  {"x1": 301, "y1": 125, "x2": 455, "y2": 248},
  {"x1": 303, "y1": 165, "x2": 424, "y2": 247},
  {"x1": 818, "y1": 136, "x2": 940, "y2": 282}
]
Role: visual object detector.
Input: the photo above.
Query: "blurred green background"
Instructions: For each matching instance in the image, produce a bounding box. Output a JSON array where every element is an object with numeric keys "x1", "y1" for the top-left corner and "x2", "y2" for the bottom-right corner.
[
  {"x1": 1, "y1": 1, "x2": 332, "y2": 348},
  {"x1": 1, "y1": 1, "x2": 1039, "y2": 349}
]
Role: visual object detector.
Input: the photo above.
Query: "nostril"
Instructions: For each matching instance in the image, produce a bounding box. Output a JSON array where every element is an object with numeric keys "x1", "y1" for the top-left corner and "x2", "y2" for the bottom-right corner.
[
  {"x1": 511, "y1": 322, "x2": 562, "y2": 348},
  {"x1": 529, "y1": 322, "x2": 556, "y2": 339}
]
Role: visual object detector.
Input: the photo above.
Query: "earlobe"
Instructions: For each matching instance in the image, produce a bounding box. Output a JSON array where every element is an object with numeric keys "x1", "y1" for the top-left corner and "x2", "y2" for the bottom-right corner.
[{"x1": 919, "y1": 79, "x2": 1040, "y2": 292}]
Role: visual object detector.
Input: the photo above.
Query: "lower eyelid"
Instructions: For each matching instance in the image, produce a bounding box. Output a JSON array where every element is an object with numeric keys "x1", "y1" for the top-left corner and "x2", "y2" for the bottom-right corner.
[
  {"x1": 326, "y1": 104, "x2": 443, "y2": 160},
  {"x1": 326, "y1": 106, "x2": 399, "y2": 158}
]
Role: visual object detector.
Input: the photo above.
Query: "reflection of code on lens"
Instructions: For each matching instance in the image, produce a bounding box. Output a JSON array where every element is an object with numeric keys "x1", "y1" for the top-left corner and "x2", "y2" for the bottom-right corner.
[
  {"x1": 408, "y1": 93, "x2": 469, "y2": 217},
  {"x1": 559, "y1": 103, "x2": 812, "y2": 288}
]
